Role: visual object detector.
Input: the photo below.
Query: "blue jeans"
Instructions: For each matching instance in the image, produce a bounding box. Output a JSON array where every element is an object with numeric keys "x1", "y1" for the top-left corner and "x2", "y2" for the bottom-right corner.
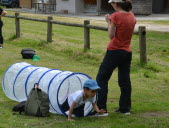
[{"x1": 96, "y1": 50, "x2": 132, "y2": 113}]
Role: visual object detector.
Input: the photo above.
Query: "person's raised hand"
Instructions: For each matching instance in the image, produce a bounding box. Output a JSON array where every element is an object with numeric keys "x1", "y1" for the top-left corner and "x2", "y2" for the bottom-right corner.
[{"x1": 105, "y1": 14, "x2": 111, "y2": 23}]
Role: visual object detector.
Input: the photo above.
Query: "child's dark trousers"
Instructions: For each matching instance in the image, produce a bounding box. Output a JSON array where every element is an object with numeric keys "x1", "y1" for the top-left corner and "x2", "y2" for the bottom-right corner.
[{"x1": 61, "y1": 98, "x2": 85, "y2": 117}]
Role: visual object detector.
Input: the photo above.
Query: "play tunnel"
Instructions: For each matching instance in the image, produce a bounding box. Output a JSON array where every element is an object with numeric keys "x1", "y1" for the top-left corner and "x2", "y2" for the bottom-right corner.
[{"x1": 2, "y1": 62, "x2": 92, "y2": 116}]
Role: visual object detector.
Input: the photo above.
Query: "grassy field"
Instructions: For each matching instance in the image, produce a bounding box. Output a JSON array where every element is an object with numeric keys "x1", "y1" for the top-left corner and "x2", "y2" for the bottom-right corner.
[{"x1": 0, "y1": 11, "x2": 169, "y2": 128}]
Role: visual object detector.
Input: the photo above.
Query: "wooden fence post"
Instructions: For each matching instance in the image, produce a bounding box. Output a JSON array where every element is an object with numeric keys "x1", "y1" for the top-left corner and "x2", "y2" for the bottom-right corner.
[
  {"x1": 139, "y1": 26, "x2": 147, "y2": 65},
  {"x1": 15, "y1": 13, "x2": 20, "y2": 38},
  {"x1": 84, "y1": 20, "x2": 90, "y2": 49},
  {"x1": 47, "y1": 16, "x2": 53, "y2": 42}
]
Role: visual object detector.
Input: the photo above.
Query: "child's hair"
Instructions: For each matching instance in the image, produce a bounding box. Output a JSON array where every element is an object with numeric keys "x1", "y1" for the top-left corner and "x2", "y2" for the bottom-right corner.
[{"x1": 117, "y1": 0, "x2": 132, "y2": 12}]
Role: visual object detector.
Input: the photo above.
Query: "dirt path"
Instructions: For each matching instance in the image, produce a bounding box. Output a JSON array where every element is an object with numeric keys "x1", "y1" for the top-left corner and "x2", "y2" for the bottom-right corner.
[{"x1": 135, "y1": 23, "x2": 169, "y2": 32}]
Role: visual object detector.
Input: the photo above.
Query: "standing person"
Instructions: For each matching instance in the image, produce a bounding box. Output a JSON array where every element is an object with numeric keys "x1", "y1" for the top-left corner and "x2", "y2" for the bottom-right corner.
[
  {"x1": 92, "y1": 0, "x2": 136, "y2": 116},
  {"x1": 0, "y1": 7, "x2": 7, "y2": 48},
  {"x1": 61, "y1": 79, "x2": 106, "y2": 121}
]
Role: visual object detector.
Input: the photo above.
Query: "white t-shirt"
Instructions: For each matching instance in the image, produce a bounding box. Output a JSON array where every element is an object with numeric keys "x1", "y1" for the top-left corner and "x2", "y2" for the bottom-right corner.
[{"x1": 68, "y1": 90, "x2": 96, "y2": 108}]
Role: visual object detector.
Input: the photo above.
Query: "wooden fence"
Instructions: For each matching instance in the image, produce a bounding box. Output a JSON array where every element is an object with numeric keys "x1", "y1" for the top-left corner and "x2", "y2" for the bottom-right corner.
[{"x1": 6, "y1": 13, "x2": 147, "y2": 64}]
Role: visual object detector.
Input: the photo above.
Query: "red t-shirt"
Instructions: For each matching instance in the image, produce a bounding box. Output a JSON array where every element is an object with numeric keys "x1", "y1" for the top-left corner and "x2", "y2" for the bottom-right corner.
[{"x1": 107, "y1": 12, "x2": 136, "y2": 52}]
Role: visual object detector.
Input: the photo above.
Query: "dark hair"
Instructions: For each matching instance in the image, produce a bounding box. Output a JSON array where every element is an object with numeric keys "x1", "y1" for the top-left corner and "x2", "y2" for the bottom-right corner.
[
  {"x1": 117, "y1": 0, "x2": 132, "y2": 12},
  {"x1": 83, "y1": 87, "x2": 90, "y2": 90}
]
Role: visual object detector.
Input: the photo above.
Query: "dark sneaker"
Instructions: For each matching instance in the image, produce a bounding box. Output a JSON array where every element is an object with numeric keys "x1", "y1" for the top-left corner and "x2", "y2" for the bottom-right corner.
[
  {"x1": 0, "y1": 46, "x2": 3, "y2": 48},
  {"x1": 92, "y1": 112, "x2": 109, "y2": 117},
  {"x1": 123, "y1": 112, "x2": 131, "y2": 115},
  {"x1": 88, "y1": 110, "x2": 108, "y2": 117},
  {"x1": 115, "y1": 109, "x2": 130, "y2": 115}
]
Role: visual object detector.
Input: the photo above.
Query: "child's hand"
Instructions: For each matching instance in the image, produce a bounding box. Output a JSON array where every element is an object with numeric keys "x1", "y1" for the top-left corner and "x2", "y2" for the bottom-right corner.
[
  {"x1": 68, "y1": 118, "x2": 75, "y2": 121},
  {"x1": 98, "y1": 109, "x2": 106, "y2": 114}
]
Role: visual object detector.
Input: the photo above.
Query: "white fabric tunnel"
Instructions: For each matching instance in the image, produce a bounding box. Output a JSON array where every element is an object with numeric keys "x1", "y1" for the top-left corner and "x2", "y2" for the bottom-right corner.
[{"x1": 2, "y1": 62, "x2": 93, "y2": 116}]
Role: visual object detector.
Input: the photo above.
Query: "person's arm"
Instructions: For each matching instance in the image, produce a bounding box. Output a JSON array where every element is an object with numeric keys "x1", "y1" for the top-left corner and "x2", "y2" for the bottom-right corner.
[
  {"x1": 68, "y1": 101, "x2": 76, "y2": 121},
  {"x1": 1, "y1": 10, "x2": 7, "y2": 16},
  {"x1": 108, "y1": 21, "x2": 115, "y2": 39},
  {"x1": 92, "y1": 103, "x2": 106, "y2": 114},
  {"x1": 105, "y1": 14, "x2": 116, "y2": 39}
]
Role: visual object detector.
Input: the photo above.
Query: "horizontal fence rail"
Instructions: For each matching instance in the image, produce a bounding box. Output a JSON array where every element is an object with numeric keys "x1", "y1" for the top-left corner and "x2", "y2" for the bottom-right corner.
[
  {"x1": 5, "y1": 13, "x2": 146, "y2": 64},
  {"x1": 51, "y1": 20, "x2": 84, "y2": 27}
]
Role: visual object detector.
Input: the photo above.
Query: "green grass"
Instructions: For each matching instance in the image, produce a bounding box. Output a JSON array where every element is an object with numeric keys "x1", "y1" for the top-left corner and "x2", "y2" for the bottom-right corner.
[{"x1": 0, "y1": 12, "x2": 169, "y2": 128}]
